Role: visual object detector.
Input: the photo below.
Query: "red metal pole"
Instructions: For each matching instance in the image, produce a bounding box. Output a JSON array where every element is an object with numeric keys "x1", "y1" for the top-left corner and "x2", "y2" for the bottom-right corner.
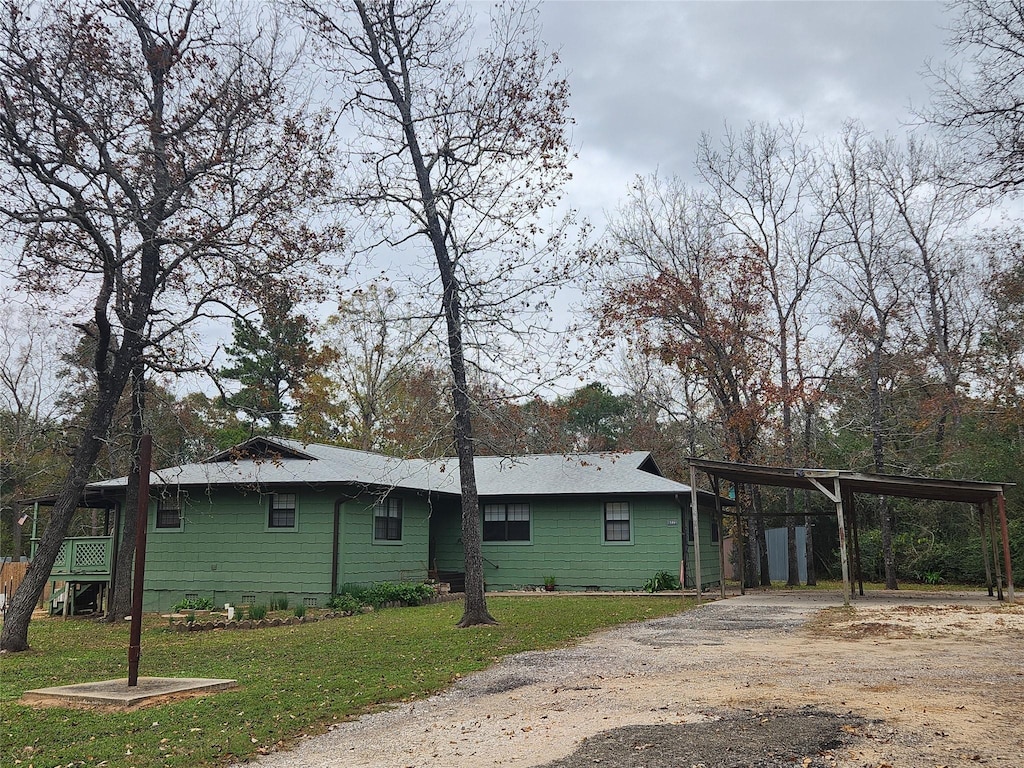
[
  {"x1": 996, "y1": 493, "x2": 1015, "y2": 603},
  {"x1": 128, "y1": 434, "x2": 152, "y2": 687}
]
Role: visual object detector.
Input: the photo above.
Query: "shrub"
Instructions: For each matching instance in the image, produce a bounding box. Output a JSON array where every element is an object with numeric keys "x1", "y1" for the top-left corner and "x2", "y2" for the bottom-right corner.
[
  {"x1": 327, "y1": 593, "x2": 362, "y2": 613},
  {"x1": 642, "y1": 570, "x2": 680, "y2": 593},
  {"x1": 329, "y1": 581, "x2": 437, "y2": 610},
  {"x1": 172, "y1": 596, "x2": 214, "y2": 612},
  {"x1": 366, "y1": 581, "x2": 437, "y2": 607},
  {"x1": 293, "y1": 603, "x2": 306, "y2": 618},
  {"x1": 248, "y1": 604, "x2": 268, "y2": 621},
  {"x1": 271, "y1": 595, "x2": 289, "y2": 611}
]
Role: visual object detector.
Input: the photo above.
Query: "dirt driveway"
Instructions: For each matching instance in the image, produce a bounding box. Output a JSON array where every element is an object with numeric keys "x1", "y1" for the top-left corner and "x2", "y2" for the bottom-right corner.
[{"x1": 240, "y1": 590, "x2": 1024, "y2": 768}]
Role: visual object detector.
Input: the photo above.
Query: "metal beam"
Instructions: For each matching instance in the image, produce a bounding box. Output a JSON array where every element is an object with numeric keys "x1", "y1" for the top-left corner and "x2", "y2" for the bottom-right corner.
[{"x1": 689, "y1": 464, "x2": 702, "y2": 603}]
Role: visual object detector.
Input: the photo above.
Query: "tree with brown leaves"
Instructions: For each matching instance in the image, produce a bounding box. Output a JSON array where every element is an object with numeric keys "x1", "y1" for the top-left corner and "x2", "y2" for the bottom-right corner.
[{"x1": 0, "y1": 0, "x2": 339, "y2": 651}]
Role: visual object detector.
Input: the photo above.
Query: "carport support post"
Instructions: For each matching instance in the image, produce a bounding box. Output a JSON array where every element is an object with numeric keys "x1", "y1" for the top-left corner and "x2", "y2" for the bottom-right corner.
[
  {"x1": 809, "y1": 476, "x2": 850, "y2": 607},
  {"x1": 736, "y1": 487, "x2": 746, "y2": 596},
  {"x1": 689, "y1": 464, "x2": 702, "y2": 603},
  {"x1": 844, "y1": 486, "x2": 863, "y2": 598},
  {"x1": 978, "y1": 504, "x2": 994, "y2": 598},
  {"x1": 996, "y1": 493, "x2": 1015, "y2": 603},
  {"x1": 128, "y1": 434, "x2": 153, "y2": 687},
  {"x1": 713, "y1": 476, "x2": 726, "y2": 599},
  {"x1": 989, "y1": 501, "x2": 1004, "y2": 601},
  {"x1": 834, "y1": 478, "x2": 851, "y2": 606}
]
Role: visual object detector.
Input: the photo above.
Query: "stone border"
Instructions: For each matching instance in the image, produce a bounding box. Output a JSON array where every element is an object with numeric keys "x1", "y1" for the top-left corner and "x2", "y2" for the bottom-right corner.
[{"x1": 168, "y1": 592, "x2": 463, "y2": 632}]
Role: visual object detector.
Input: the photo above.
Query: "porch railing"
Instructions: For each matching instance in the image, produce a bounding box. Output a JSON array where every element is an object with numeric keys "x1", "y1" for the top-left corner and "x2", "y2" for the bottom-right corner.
[{"x1": 31, "y1": 536, "x2": 113, "y2": 579}]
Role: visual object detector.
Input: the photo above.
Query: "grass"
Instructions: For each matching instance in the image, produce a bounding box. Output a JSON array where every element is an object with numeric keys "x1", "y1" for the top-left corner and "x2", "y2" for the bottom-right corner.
[{"x1": 0, "y1": 596, "x2": 694, "y2": 767}]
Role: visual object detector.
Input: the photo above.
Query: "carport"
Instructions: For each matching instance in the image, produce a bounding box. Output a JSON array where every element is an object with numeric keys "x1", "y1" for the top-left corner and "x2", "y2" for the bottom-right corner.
[{"x1": 687, "y1": 459, "x2": 1016, "y2": 606}]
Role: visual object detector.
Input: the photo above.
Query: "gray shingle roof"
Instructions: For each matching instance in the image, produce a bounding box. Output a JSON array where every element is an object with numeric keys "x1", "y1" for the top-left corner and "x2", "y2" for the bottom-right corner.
[{"x1": 89, "y1": 437, "x2": 695, "y2": 498}]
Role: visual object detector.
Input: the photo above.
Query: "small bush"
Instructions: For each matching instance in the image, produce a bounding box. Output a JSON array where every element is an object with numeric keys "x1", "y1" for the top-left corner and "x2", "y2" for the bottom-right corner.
[
  {"x1": 642, "y1": 570, "x2": 680, "y2": 593},
  {"x1": 248, "y1": 604, "x2": 268, "y2": 621},
  {"x1": 173, "y1": 596, "x2": 214, "y2": 612},
  {"x1": 327, "y1": 593, "x2": 362, "y2": 613},
  {"x1": 293, "y1": 603, "x2": 306, "y2": 618},
  {"x1": 365, "y1": 581, "x2": 437, "y2": 607},
  {"x1": 329, "y1": 581, "x2": 437, "y2": 610}
]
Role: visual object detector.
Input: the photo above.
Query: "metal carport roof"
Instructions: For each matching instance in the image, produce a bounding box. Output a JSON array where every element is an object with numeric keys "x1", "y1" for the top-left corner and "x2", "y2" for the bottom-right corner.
[{"x1": 686, "y1": 458, "x2": 1015, "y2": 605}]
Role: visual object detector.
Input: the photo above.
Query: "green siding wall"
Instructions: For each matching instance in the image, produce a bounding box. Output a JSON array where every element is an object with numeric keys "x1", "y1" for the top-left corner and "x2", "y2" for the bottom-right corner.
[
  {"x1": 137, "y1": 487, "x2": 429, "y2": 611},
  {"x1": 141, "y1": 487, "x2": 335, "y2": 611},
  {"x1": 337, "y1": 494, "x2": 430, "y2": 587},
  {"x1": 121, "y1": 486, "x2": 719, "y2": 609},
  {"x1": 431, "y1": 495, "x2": 720, "y2": 591}
]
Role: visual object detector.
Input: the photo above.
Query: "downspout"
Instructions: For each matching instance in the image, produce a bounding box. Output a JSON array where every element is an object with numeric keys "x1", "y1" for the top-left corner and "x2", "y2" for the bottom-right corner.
[{"x1": 688, "y1": 464, "x2": 702, "y2": 603}]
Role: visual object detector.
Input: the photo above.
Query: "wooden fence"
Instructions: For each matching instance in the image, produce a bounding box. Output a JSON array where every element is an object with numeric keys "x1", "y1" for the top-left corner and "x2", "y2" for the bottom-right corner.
[{"x1": 1, "y1": 560, "x2": 30, "y2": 606}]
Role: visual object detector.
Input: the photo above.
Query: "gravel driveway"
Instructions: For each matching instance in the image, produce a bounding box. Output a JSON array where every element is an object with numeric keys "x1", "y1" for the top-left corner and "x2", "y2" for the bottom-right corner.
[{"x1": 236, "y1": 590, "x2": 1024, "y2": 768}]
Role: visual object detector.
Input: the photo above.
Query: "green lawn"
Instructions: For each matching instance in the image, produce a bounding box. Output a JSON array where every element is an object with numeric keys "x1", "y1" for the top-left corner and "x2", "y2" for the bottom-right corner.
[{"x1": 1, "y1": 596, "x2": 694, "y2": 767}]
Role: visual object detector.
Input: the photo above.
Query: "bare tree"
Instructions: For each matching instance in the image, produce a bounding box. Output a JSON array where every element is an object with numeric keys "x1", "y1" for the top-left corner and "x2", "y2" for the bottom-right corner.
[
  {"x1": 822, "y1": 122, "x2": 917, "y2": 589},
  {"x1": 696, "y1": 121, "x2": 838, "y2": 586},
  {"x1": 927, "y1": 0, "x2": 1024, "y2": 190},
  {"x1": 0, "y1": 0, "x2": 339, "y2": 651},
  {"x1": 317, "y1": 284, "x2": 436, "y2": 451},
  {"x1": 871, "y1": 135, "x2": 983, "y2": 449},
  {"x1": 297, "y1": 0, "x2": 575, "y2": 626},
  {"x1": 600, "y1": 174, "x2": 772, "y2": 587}
]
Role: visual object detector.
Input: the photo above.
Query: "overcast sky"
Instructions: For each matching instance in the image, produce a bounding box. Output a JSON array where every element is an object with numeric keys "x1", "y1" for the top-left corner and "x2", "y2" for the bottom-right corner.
[{"x1": 534, "y1": 0, "x2": 953, "y2": 226}]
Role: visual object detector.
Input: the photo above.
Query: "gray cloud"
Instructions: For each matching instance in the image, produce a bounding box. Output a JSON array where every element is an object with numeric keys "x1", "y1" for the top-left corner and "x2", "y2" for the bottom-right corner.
[{"x1": 539, "y1": 0, "x2": 952, "y2": 219}]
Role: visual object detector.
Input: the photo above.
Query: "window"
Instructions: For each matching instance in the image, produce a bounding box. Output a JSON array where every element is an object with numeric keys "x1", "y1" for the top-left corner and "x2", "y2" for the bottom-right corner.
[
  {"x1": 483, "y1": 503, "x2": 531, "y2": 542},
  {"x1": 711, "y1": 518, "x2": 720, "y2": 543},
  {"x1": 374, "y1": 498, "x2": 402, "y2": 541},
  {"x1": 156, "y1": 498, "x2": 181, "y2": 529},
  {"x1": 604, "y1": 501, "x2": 631, "y2": 542},
  {"x1": 268, "y1": 493, "x2": 296, "y2": 529}
]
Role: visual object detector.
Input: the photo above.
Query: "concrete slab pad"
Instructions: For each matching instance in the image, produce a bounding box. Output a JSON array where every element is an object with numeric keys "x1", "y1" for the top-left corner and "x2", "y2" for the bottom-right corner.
[{"x1": 21, "y1": 677, "x2": 237, "y2": 709}]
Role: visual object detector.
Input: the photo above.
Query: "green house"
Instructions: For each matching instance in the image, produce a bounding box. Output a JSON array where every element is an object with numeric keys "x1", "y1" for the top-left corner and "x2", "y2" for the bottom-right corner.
[{"x1": 48, "y1": 437, "x2": 722, "y2": 612}]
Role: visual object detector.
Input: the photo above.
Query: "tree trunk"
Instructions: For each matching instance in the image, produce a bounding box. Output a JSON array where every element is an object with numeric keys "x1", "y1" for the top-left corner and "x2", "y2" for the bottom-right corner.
[
  {"x1": 107, "y1": 363, "x2": 146, "y2": 622},
  {"x1": 785, "y1": 504, "x2": 800, "y2": 586},
  {"x1": 752, "y1": 485, "x2": 771, "y2": 586},
  {"x1": 1, "y1": 365, "x2": 133, "y2": 650},
  {"x1": 803, "y1": 489, "x2": 816, "y2": 586},
  {"x1": 443, "y1": 271, "x2": 495, "y2": 627},
  {"x1": 801, "y1": 407, "x2": 816, "y2": 585},
  {"x1": 351, "y1": 0, "x2": 495, "y2": 626},
  {"x1": 869, "y1": 336, "x2": 898, "y2": 590},
  {"x1": 779, "y1": 332, "x2": 799, "y2": 586},
  {"x1": 879, "y1": 495, "x2": 898, "y2": 589}
]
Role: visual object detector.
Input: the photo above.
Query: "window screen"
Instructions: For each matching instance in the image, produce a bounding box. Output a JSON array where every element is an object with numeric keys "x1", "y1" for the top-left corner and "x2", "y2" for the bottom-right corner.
[
  {"x1": 483, "y1": 503, "x2": 531, "y2": 542},
  {"x1": 604, "y1": 501, "x2": 630, "y2": 542},
  {"x1": 374, "y1": 497, "x2": 403, "y2": 541},
  {"x1": 269, "y1": 493, "x2": 296, "y2": 528}
]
